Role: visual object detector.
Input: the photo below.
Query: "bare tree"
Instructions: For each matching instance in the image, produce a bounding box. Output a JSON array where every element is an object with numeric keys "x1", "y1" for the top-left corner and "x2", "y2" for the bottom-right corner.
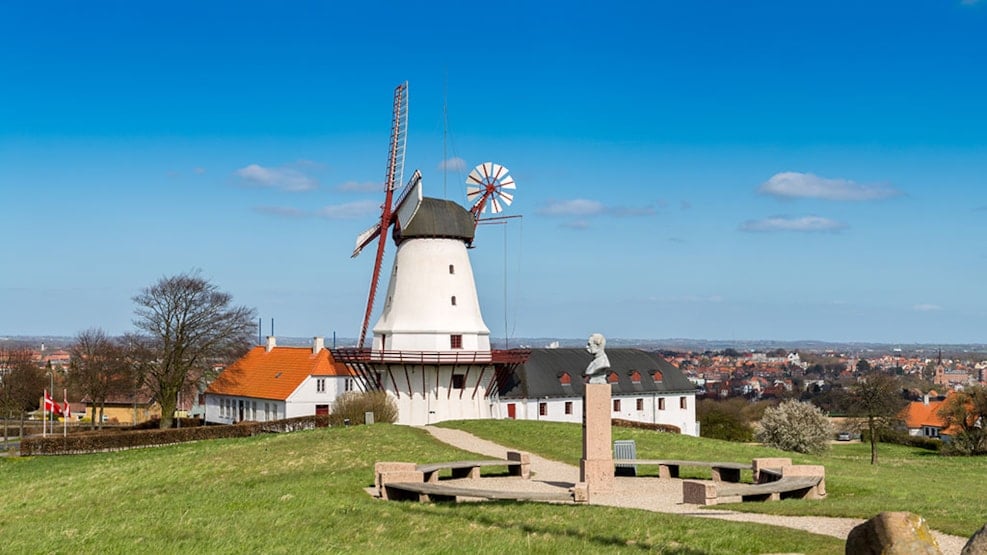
[
  {"x1": 132, "y1": 271, "x2": 255, "y2": 428},
  {"x1": 849, "y1": 371, "x2": 907, "y2": 465},
  {"x1": 938, "y1": 385, "x2": 987, "y2": 456},
  {"x1": 67, "y1": 328, "x2": 131, "y2": 430},
  {"x1": 0, "y1": 348, "x2": 45, "y2": 447}
]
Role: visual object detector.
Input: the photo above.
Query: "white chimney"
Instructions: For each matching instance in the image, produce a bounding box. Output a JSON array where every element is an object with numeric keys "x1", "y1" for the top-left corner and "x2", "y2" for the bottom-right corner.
[
  {"x1": 266, "y1": 336, "x2": 277, "y2": 353},
  {"x1": 313, "y1": 336, "x2": 324, "y2": 354},
  {"x1": 923, "y1": 394, "x2": 929, "y2": 406}
]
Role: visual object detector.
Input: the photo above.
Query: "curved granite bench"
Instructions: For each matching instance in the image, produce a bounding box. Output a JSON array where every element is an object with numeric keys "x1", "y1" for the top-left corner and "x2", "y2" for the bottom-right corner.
[
  {"x1": 683, "y1": 462, "x2": 826, "y2": 506},
  {"x1": 382, "y1": 481, "x2": 573, "y2": 503},
  {"x1": 416, "y1": 455, "x2": 529, "y2": 483},
  {"x1": 613, "y1": 459, "x2": 752, "y2": 482}
]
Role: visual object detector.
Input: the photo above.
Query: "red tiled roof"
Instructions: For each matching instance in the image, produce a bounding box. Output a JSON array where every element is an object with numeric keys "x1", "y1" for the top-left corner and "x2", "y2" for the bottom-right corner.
[
  {"x1": 900, "y1": 400, "x2": 946, "y2": 430},
  {"x1": 205, "y1": 346, "x2": 353, "y2": 401}
]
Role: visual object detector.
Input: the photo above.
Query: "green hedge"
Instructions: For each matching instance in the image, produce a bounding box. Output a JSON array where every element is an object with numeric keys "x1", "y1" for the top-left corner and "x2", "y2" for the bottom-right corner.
[
  {"x1": 20, "y1": 415, "x2": 331, "y2": 456},
  {"x1": 612, "y1": 418, "x2": 681, "y2": 434}
]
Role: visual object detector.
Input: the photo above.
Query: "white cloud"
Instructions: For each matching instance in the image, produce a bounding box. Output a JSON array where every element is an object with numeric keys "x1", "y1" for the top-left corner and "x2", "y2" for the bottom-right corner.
[
  {"x1": 235, "y1": 163, "x2": 318, "y2": 192},
  {"x1": 438, "y1": 157, "x2": 467, "y2": 171},
  {"x1": 539, "y1": 199, "x2": 605, "y2": 216},
  {"x1": 739, "y1": 215, "x2": 847, "y2": 233},
  {"x1": 758, "y1": 172, "x2": 899, "y2": 201},
  {"x1": 338, "y1": 180, "x2": 381, "y2": 193},
  {"x1": 318, "y1": 201, "x2": 380, "y2": 220},
  {"x1": 193, "y1": 167, "x2": 206, "y2": 175},
  {"x1": 254, "y1": 206, "x2": 308, "y2": 218},
  {"x1": 913, "y1": 303, "x2": 943, "y2": 312},
  {"x1": 561, "y1": 220, "x2": 591, "y2": 230}
]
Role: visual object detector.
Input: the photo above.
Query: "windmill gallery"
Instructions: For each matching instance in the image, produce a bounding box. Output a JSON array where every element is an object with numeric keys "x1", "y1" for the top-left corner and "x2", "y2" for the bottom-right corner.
[{"x1": 204, "y1": 83, "x2": 698, "y2": 433}]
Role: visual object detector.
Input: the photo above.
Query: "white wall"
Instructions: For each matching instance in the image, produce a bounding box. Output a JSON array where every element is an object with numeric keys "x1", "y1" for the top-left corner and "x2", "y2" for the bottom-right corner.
[
  {"x1": 204, "y1": 394, "x2": 285, "y2": 424},
  {"x1": 284, "y1": 375, "x2": 348, "y2": 418},
  {"x1": 496, "y1": 392, "x2": 699, "y2": 436},
  {"x1": 378, "y1": 363, "x2": 495, "y2": 425},
  {"x1": 372, "y1": 238, "x2": 491, "y2": 352}
]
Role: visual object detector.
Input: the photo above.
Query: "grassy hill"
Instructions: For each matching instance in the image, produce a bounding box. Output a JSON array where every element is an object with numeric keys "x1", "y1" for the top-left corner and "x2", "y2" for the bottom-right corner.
[{"x1": 2, "y1": 424, "x2": 846, "y2": 554}]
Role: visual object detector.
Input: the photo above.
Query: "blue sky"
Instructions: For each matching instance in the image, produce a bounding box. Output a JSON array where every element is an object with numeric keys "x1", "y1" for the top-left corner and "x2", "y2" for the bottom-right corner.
[{"x1": 2, "y1": 1, "x2": 986, "y2": 344}]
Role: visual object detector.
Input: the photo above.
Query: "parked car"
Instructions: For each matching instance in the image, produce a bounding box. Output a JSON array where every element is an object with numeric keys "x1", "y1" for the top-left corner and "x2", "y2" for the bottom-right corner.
[{"x1": 837, "y1": 431, "x2": 852, "y2": 441}]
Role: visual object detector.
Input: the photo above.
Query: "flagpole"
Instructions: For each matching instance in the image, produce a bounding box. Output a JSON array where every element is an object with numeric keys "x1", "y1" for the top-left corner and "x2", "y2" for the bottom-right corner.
[
  {"x1": 42, "y1": 389, "x2": 47, "y2": 438},
  {"x1": 63, "y1": 388, "x2": 68, "y2": 438}
]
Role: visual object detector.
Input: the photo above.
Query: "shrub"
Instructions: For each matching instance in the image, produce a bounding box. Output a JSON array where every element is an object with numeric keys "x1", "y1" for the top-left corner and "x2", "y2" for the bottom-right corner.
[
  {"x1": 877, "y1": 430, "x2": 941, "y2": 452},
  {"x1": 697, "y1": 398, "x2": 753, "y2": 442},
  {"x1": 755, "y1": 399, "x2": 832, "y2": 454},
  {"x1": 329, "y1": 391, "x2": 398, "y2": 426}
]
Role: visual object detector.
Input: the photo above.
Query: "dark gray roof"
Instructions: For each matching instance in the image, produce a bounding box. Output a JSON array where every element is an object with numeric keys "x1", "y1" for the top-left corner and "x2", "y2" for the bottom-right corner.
[
  {"x1": 394, "y1": 197, "x2": 475, "y2": 244},
  {"x1": 499, "y1": 348, "x2": 696, "y2": 399}
]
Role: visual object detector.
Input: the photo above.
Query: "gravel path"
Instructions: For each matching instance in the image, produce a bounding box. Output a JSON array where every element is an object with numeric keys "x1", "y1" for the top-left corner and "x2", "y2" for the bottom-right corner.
[{"x1": 422, "y1": 426, "x2": 967, "y2": 554}]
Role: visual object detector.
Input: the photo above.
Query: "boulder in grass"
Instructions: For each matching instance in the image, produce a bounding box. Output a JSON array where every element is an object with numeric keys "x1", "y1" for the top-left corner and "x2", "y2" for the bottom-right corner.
[
  {"x1": 845, "y1": 512, "x2": 941, "y2": 555},
  {"x1": 962, "y1": 522, "x2": 987, "y2": 555}
]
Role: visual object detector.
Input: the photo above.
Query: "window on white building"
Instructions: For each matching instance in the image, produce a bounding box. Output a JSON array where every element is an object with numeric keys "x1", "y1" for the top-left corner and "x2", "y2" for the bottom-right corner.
[
  {"x1": 450, "y1": 334, "x2": 463, "y2": 349},
  {"x1": 344, "y1": 378, "x2": 355, "y2": 392},
  {"x1": 613, "y1": 399, "x2": 621, "y2": 412},
  {"x1": 658, "y1": 398, "x2": 666, "y2": 411},
  {"x1": 539, "y1": 402, "x2": 547, "y2": 416},
  {"x1": 316, "y1": 378, "x2": 326, "y2": 393},
  {"x1": 452, "y1": 374, "x2": 465, "y2": 389},
  {"x1": 636, "y1": 398, "x2": 644, "y2": 411},
  {"x1": 564, "y1": 401, "x2": 573, "y2": 415},
  {"x1": 680, "y1": 396, "x2": 687, "y2": 409}
]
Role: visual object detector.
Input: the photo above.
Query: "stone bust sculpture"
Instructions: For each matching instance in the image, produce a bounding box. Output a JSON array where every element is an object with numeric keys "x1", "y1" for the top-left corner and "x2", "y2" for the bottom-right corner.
[{"x1": 584, "y1": 333, "x2": 611, "y2": 384}]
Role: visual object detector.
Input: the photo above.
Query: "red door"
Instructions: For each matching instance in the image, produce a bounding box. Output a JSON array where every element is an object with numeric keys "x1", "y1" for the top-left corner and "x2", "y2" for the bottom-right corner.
[
  {"x1": 315, "y1": 404, "x2": 329, "y2": 416},
  {"x1": 507, "y1": 403, "x2": 516, "y2": 419}
]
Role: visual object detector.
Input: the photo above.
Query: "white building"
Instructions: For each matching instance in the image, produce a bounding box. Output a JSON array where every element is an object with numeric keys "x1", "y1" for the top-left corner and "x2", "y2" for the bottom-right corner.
[
  {"x1": 204, "y1": 337, "x2": 355, "y2": 424},
  {"x1": 496, "y1": 348, "x2": 699, "y2": 436}
]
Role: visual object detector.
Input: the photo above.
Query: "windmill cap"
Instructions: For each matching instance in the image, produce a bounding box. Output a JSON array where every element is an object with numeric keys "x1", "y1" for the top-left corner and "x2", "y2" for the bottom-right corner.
[{"x1": 394, "y1": 197, "x2": 475, "y2": 244}]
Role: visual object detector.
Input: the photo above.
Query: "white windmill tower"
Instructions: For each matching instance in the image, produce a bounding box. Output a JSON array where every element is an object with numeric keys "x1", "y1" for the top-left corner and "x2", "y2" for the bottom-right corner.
[{"x1": 334, "y1": 83, "x2": 527, "y2": 425}]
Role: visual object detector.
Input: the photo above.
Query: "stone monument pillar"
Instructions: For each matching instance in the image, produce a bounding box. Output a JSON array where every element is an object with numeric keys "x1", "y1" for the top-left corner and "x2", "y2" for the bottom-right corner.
[{"x1": 580, "y1": 333, "x2": 614, "y2": 495}]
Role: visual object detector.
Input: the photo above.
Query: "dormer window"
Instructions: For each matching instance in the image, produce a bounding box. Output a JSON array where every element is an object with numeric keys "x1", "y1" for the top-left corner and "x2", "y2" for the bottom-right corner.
[
  {"x1": 653, "y1": 370, "x2": 663, "y2": 383},
  {"x1": 607, "y1": 372, "x2": 619, "y2": 384},
  {"x1": 559, "y1": 372, "x2": 572, "y2": 385},
  {"x1": 630, "y1": 370, "x2": 642, "y2": 384}
]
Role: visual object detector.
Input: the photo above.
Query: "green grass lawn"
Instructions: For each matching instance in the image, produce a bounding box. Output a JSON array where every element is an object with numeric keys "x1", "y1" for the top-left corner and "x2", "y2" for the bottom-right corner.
[
  {"x1": 0, "y1": 424, "x2": 844, "y2": 554},
  {"x1": 439, "y1": 419, "x2": 987, "y2": 537}
]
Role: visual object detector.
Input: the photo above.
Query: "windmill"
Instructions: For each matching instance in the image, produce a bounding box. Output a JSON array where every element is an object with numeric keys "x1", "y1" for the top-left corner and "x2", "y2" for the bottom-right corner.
[{"x1": 335, "y1": 82, "x2": 531, "y2": 424}]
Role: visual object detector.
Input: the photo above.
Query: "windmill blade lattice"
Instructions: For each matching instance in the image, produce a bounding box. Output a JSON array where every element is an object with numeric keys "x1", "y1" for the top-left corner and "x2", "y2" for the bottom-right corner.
[{"x1": 466, "y1": 162, "x2": 515, "y2": 215}]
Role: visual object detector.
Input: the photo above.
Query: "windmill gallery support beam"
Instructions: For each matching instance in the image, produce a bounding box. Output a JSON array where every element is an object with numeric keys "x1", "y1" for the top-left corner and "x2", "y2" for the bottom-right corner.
[{"x1": 331, "y1": 349, "x2": 530, "y2": 401}]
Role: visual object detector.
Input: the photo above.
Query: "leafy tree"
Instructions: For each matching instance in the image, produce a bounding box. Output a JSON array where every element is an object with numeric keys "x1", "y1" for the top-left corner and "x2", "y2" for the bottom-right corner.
[
  {"x1": 855, "y1": 359, "x2": 872, "y2": 374},
  {"x1": 0, "y1": 348, "x2": 45, "y2": 447},
  {"x1": 697, "y1": 398, "x2": 753, "y2": 442},
  {"x1": 938, "y1": 386, "x2": 987, "y2": 456},
  {"x1": 755, "y1": 399, "x2": 832, "y2": 454},
  {"x1": 132, "y1": 271, "x2": 256, "y2": 428},
  {"x1": 848, "y1": 371, "x2": 907, "y2": 464},
  {"x1": 67, "y1": 328, "x2": 132, "y2": 430}
]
